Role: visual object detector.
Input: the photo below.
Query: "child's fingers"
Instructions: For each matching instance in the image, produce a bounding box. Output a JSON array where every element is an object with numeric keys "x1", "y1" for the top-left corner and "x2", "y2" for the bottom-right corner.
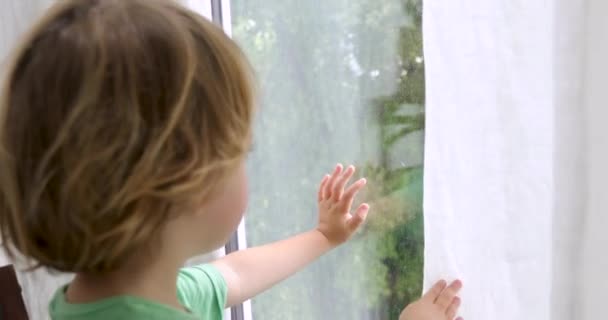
[
  {"x1": 435, "y1": 280, "x2": 463, "y2": 311},
  {"x1": 445, "y1": 296, "x2": 461, "y2": 319},
  {"x1": 318, "y1": 174, "x2": 330, "y2": 202},
  {"x1": 332, "y1": 165, "x2": 355, "y2": 201},
  {"x1": 347, "y1": 203, "x2": 369, "y2": 231},
  {"x1": 422, "y1": 280, "x2": 447, "y2": 302},
  {"x1": 324, "y1": 164, "x2": 343, "y2": 199},
  {"x1": 339, "y1": 178, "x2": 366, "y2": 212}
]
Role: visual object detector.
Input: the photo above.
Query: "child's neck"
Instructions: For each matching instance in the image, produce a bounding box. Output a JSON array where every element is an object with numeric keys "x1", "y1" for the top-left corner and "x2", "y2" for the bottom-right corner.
[
  {"x1": 66, "y1": 253, "x2": 186, "y2": 310},
  {"x1": 65, "y1": 213, "x2": 205, "y2": 310}
]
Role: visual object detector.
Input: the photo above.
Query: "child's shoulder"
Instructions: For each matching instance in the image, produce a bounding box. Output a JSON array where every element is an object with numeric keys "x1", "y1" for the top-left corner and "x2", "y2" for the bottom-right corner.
[
  {"x1": 49, "y1": 285, "x2": 197, "y2": 320},
  {"x1": 177, "y1": 264, "x2": 227, "y2": 319}
]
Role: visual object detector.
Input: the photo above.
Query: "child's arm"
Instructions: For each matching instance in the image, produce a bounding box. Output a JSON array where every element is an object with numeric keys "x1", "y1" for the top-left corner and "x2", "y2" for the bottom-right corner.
[{"x1": 212, "y1": 164, "x2": 369, "y2": 307}]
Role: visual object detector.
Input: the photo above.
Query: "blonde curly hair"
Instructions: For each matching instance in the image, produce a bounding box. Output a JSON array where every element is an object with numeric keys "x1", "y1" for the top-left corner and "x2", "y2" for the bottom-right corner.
[{"x1": 0, "y1": 0, "x2": 255, "y2": 273}]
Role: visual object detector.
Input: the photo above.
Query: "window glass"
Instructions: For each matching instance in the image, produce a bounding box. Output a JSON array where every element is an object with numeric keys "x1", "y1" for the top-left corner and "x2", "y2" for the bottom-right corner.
[{"x1": 231, "y1": 1, "x2": 425, "y2": 319}]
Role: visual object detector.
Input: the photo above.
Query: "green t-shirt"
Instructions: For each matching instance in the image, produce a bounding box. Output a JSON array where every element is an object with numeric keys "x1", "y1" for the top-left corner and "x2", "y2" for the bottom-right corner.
[{"x1": 49, "y1": 264, "x2": 228, "y2": 320}]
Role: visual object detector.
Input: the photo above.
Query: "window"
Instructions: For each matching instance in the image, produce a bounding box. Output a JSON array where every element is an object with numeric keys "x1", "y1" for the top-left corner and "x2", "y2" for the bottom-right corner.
[{"x1": 229, "y1": 1, "x2": 426, "y2": 319}]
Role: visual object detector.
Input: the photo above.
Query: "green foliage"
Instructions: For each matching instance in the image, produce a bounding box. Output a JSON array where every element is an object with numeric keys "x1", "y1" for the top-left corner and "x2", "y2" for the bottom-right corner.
[{"x1": 232, "y1": 0, "x2": 424, "y2": 318}]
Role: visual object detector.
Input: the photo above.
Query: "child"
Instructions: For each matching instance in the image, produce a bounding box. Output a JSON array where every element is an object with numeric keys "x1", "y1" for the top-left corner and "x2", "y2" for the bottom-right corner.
[{"x1": 0, "y1": 0, "x2": 462, "y2": 319}]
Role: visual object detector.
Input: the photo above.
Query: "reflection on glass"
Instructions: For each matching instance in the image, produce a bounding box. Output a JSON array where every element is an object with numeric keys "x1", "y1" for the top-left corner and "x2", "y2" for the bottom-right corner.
[{"x1": 231, "y1": 1, "x2": 424, "y2": 319}]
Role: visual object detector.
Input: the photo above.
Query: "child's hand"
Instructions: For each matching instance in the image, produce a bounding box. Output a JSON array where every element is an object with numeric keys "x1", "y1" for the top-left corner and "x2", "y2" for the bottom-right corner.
[
  {"x1": 316, "y1": 164, "x2": 369, "y2": 245},
  {"x1": 399, "y1": 280, "x2": 463, "y2": 320}
]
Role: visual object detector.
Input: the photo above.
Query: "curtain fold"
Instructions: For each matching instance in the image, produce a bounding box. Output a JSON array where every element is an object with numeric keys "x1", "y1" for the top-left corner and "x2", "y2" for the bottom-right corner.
[
  {"x1": 552, "y1": 0, "x2": 586, "y2": 319},
  {"x1": 579, "y1": 0, "x2": 608, "y2": 318}
]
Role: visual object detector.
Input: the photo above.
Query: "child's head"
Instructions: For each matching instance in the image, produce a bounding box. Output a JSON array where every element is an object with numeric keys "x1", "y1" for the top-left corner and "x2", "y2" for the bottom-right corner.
[{"x1": 0, "y1": 0, "x2": 255, "y2": 274}]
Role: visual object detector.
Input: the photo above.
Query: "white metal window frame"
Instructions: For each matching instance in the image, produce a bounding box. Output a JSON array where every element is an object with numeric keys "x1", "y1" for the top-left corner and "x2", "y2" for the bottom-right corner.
[{"x1": 182, "y1": 1, "x2": 252, "y2": 320}]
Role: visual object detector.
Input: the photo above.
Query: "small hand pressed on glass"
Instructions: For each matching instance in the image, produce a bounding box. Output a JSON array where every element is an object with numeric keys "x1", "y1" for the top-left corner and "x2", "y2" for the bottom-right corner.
[
  {"x1": 316, "y1": 164, "x2": 369, "y2": 245},
  {"x1": 400, "y1": 279, "x2": 464, "y2": 320}
]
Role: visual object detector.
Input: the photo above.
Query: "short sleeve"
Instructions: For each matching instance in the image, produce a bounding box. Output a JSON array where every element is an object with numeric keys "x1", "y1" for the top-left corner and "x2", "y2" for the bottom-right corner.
[{"x1": 177, "y1": 264, "x2": 228, "y2": 319}]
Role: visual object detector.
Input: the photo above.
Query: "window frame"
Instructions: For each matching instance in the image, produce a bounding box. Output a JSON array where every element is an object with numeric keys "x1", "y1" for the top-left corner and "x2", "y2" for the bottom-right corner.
[{"x1": 210, "y1": 1, "x2": 252, "y2": 319}]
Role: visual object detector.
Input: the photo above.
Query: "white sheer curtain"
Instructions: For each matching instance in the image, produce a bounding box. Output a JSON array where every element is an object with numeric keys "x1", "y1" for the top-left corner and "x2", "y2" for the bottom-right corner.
[
  {"x1": 423, "y1": 1, "x2": 553, "y2": 319},
  {"x1": 552, "y1": 0, "x2": 586, "y2": 318},
  {"x1": 423, "y1": 0, "x2": 608, "y2": 320},
  {"x1": 578, "y1": 0, "x2": 608, "y2": 318}
]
